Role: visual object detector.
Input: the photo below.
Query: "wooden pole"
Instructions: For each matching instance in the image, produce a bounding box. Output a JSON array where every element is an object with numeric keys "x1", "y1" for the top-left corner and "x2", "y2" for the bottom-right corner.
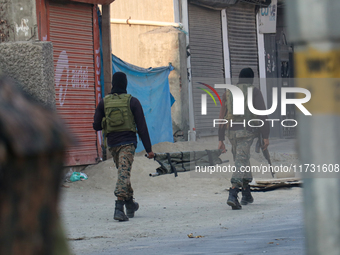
[{"x1": 102, "y1": 4, "x2": 112, "y2": 96}]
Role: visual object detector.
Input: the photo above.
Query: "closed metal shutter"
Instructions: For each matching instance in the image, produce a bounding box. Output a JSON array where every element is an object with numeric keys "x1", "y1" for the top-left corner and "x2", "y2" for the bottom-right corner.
[
  {"x1": 49, "y1": 1, "x2": 98, "y2": 165},
  {"x1": 188, "y1": 4, "x2": 225, "y2": 137},
  {"x1": 226, "y1": 3, "x2": 259, "y2": 86}
]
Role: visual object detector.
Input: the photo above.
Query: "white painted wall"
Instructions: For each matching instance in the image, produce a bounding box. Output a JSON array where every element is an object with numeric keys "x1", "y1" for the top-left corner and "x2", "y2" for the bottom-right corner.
[{"x1": 221, "y1": 9, "x2": 231, "y2": 83}]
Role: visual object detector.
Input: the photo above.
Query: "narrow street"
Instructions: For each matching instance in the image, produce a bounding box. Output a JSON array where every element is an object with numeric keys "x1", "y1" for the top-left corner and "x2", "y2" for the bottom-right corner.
[
  {"x1": 94, "y1": 200, "x2": 304, "y2": 255},
  {"x1": 61, "y1": 139, "x2": 304, "y2": 255},
  {"x1": 1, "y1": 0, "x2": 340, "y2": 254}
]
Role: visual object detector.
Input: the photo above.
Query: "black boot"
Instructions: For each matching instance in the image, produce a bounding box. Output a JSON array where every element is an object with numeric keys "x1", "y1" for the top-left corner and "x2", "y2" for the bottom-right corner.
[
  {"x1": 125, "y1": 197, "x2": 139, "y2": 218},
  {"x1": 114, "y1": 200, "x2": 129, "y2": 221},
  {"x1": 241, "y1": 185, "x2": 254, "y2": 205},
  {"x1": 227, "y1": 188, "x2": 242, "y2": 210}
]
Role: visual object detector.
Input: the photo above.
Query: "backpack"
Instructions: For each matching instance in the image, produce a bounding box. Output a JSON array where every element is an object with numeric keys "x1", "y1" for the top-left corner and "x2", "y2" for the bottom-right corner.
[{"x1": 101, "y1": 94, "x2": 137, "y2": 147}]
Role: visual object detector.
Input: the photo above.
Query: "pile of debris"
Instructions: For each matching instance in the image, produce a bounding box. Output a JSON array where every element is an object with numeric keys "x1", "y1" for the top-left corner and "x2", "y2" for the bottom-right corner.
[{"x1": 250, "y1": 178, "x2": 302, "y2": 191}]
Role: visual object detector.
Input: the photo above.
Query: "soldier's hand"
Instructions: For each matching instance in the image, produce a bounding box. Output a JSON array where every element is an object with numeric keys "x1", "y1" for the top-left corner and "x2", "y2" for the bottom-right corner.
[
  {"x1": 147, "y1": 151, "x2": 155, "y2": 159},
  {"x1": 262, "y1": 139, "x2": 269, "y2": 151},
  {"x1": 218, "y1": 141, "x2": 226, "y2": 153}
]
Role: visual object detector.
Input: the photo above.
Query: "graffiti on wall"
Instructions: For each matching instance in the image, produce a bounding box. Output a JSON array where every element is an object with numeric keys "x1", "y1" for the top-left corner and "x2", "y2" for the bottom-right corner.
[
  {"x1": 261, "y1": 4, "x2": 276, "y2": 21},
  {"x1": 266, "y1": 53, "x2": 276, "y2": 74},
  {"x1": 95, "y1": 47, "x2": 102, "y2": 146},
  {"x1": 95, "y1": 48, "x2": 101, "y2": 103},
  {"x1": 258, "y1": 0, "x2": 277, "y2": 34},
  {"x1": 71, "y1": 66, "x2": 89, "y2": 89},
  {"x1": 15, "y1": 18, "x2": 29, "y2": 37},
  {"x1": 55, "y1": 51, "x2": 69, "y2": 107},
  {"x1": 55, "y1": 50, "x2": 91, "y2": 106}
]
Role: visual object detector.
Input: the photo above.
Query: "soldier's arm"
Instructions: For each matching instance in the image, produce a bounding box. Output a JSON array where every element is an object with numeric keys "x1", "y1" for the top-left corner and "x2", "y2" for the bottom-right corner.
[
  {"x1": 130, "y1": 97, "x2": 152, "y2": 153},
  {"x1": 93, "y1": 99, "x2": 105, "y2": 131}
]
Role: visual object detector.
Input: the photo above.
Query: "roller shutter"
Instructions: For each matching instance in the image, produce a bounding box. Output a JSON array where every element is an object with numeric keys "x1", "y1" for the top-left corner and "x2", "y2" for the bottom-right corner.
[
  {"x1": 226, "y1": 3, "x2": 259, "y2": 86},
  {"x1": 188, "y1": 4, "x2": 225, "y2": 137},
  {"x1": 48, "y1": 1, "x2": 98, "y2": 165}
]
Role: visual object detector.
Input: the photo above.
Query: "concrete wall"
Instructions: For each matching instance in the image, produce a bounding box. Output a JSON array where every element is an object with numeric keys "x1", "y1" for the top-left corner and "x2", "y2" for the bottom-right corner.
[
  {"x1": 110, "y1": 0, "x2": 189, "y2": 138},
  {"x1": 110, "y1": 0, "x2": 175, "y2": 65},
  {"x1": 0, "y1": 41, "x2": 56, "y2": 109},
  {"x1": 0, "y1": 0, "x2": 15, "y2": 42},
  {"x1": 0, "y1": 0, "x2": 37, "y2": 42},
  {"x1": 139, "y1": 26, "x2": 189, "y2": 136},
  {"x1": 0, "y1": 0, "x2": 54, "y2": 108}
]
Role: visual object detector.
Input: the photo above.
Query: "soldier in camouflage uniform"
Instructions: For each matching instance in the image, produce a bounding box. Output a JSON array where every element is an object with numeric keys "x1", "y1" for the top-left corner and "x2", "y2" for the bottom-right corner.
[
  {"x1": 93, "y1": 72, "x2": 154, "y2": 221},
  {"x1": 109, "y1": 144, "x2": 136, "y2": 199},
  {"x1": 218, "y1": 68, "x2": 270, "y2": 210}
]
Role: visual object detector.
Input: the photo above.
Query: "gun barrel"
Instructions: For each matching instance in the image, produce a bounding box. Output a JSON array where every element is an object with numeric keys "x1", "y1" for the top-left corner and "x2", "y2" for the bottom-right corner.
[{"x1": 149, "y1": 172, "x2": 160, "y2": 177}]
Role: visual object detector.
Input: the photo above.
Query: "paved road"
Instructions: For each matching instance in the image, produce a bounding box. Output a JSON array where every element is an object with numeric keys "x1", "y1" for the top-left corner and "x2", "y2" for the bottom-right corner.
[{"x1": 82, "y1": 199, "x2": 304, "y2": 255}]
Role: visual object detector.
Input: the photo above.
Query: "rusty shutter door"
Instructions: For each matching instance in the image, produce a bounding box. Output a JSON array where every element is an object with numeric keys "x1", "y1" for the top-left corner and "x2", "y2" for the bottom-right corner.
[
  {"x1": 188, "y1": 4, "x2": 225, "y2": 137},
  {"x1": 49, "y1": 1, "x2": 98, "y2": 166},
  {"x1": 226, "y1": 3, "x2": 259, "y2": 87}
]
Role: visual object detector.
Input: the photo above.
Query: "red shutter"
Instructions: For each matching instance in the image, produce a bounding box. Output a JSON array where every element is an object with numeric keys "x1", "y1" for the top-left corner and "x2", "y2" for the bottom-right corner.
[{"x1": 48, "y1": 1, "x2": 99, "y2": 166}]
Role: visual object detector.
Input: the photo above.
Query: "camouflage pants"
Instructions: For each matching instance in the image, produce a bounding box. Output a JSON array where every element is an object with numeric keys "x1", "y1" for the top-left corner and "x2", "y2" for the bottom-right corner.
[
  {"x1": 227, "y1": 130, "x2": 256, "y2": 188},
  {"x1": 109, "y1": 144, "x2": 135, "y2": 199}
]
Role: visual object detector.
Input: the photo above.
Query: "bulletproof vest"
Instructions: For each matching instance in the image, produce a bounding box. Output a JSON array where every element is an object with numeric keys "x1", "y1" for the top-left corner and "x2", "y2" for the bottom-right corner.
[
  {"x1": 225, "y1": 84, "x2": 257, "y2": 123},
  {"x1": 102, "y1": 93, "x2": 137, "y2": 134}
]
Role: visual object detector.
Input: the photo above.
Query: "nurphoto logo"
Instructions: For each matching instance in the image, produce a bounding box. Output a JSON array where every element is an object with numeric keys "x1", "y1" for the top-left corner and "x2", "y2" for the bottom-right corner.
[{"x1": 199, "y1": 83, "x2": 312, "y2": 128}]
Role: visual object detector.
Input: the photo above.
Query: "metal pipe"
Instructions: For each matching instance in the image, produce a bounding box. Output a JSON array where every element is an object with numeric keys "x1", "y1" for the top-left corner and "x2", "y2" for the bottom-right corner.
[{"x1": 110, "y1": 18, "x2": 183, "y2": 28}]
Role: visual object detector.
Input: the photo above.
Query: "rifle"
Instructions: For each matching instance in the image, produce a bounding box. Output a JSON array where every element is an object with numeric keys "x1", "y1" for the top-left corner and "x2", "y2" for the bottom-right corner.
[{"x1": 255, "y1": 132, "x2": 274, "y2": 178}]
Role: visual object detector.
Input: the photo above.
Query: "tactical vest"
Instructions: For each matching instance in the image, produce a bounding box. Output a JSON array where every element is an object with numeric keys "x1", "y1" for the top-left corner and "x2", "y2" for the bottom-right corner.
[
  {"x1": 225, "y1": 84, "x2": 257, "y2": 124},
  {"x1": 101, "y1": 93, "x2": 137, "y2": 134}
]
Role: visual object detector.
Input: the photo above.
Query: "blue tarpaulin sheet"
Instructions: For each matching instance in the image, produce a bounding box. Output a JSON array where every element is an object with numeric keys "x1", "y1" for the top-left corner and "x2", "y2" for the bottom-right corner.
[{"x1": 112, "y1": 54, "x2": 174, "y2": 153}]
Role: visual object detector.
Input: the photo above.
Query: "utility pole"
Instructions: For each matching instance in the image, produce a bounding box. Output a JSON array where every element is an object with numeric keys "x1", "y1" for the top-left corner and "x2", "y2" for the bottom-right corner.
[{"x1": 286, "y1": 1, "x2": 340, "y2": 254}]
